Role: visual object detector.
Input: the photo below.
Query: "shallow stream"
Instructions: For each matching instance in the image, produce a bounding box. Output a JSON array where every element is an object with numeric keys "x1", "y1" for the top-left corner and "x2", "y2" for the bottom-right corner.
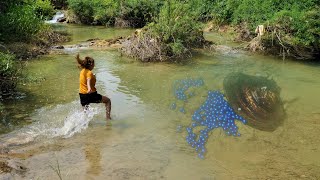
[{"x1": 0, "y1": 24, "x2": 319, "y2": 179}]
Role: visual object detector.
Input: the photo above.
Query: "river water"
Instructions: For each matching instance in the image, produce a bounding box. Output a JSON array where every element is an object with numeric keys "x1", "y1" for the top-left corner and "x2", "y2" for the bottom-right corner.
[{"x1": 0, "y1": 24, "x2": 319, "y2": 179}]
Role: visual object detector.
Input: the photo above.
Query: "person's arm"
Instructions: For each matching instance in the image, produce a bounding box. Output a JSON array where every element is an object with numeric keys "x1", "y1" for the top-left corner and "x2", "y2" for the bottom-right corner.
[{"x1": 87, "y1": 78, "x2": 93, "y2": 93}]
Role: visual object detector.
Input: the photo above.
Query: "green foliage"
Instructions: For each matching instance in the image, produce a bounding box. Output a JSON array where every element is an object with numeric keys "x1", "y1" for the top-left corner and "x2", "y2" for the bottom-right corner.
[
  {"x1": 176, "y1": 0, "x2": 214, "y2": 21},
  {"x1": 1, "y1": 0, "x2": 55, "y2": 16},
  {"x1": 93, "y1": 0, "x2": 119, "y2": 25},
  {"x1": 67, "y1": 0, "x2": 162, "y2": 26},
  {"x1": 0, "y1": 0, "x2": 24, "y2": 13},
  {"x1": 33, "y1": 0, "x2": 55, "y2": 20},
  {"x1": 120, "y1": 0, "x2": 163, "y2": 26},
  {"x1": 148, "y1": 0, "x2": 204, "y2": 58},
  {"x1": 205, "y1": 0, "x2": 320, "y2": 58},
  {"x1": 232, "y1": 0, "x2": 278, "y2": 30},
  {"x1": 0, "y1": 52, "x2": 16, "y2": 77},
  {"x1": 301, "y1": 8, "x2": 320, "y2": 48},
  {"x1": 169, "y1": 40, "x2": 186, "y2": 55},
  {"x1": 268, "y1": 7, "x2": 320, "y2": 48},
  {"x1": 67, "y1": 0, "x2": 95, "y2": 24},
  {"x1": 0, "y1": 4, "x2": 45, "y2": 42},
  {"x1": 0, "y1": 52, "x2": 19, "y2": 94},
  {"x1": 231, "y1": 0, "x2": 318, "y2": 30},
  {"x1": 210, "y1": 0, "x2": 239, "y2": 24}
]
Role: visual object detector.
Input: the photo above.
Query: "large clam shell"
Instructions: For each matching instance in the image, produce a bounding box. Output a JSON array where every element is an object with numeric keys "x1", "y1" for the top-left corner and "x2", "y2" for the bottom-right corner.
[{"x1": 223, "y1": 73, "x2": 285, "y2": 131}]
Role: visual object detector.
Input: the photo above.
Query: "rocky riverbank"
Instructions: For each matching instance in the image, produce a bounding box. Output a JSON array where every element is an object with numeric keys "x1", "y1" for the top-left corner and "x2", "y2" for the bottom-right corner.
[{"x1": 1, "y1": 30, "x2": 69, "y2": 60}]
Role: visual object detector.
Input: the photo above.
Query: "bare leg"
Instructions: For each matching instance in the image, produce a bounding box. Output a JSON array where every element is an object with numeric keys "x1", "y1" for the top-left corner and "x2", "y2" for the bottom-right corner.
[{"x1": 101, "y1": 96, "x2": 111, "y2": 120}]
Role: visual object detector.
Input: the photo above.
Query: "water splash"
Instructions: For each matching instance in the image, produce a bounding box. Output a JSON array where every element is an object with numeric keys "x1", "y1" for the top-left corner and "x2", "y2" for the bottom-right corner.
[
  {"x1": 0, "y1": 102, "x2": 99, "y2": 147},
  {"x1": 45, "y1": 11, "x2": 64, "y2": 24},
  {"x1": 43, "y1": 105, "x2": 98, "y2": 138}
]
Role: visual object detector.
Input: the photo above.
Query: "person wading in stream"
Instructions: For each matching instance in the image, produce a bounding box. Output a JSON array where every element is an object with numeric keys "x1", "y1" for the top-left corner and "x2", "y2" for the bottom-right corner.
[{"x1": 76, "y1": 54, "x2": 112, "y2": 125}]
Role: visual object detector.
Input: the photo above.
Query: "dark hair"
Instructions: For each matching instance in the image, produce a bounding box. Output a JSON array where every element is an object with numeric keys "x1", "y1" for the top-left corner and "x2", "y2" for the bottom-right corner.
[{"x1": 76, "y1": 54, "x2": 94, "y2": 69}]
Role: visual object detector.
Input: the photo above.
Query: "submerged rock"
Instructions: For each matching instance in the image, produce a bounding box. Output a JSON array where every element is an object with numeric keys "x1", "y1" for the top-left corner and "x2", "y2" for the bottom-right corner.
[
  {"x1": 223, "y1": 72, "x2": 285, "y2": 131},
  {"x1": 0, "y1": 160, "x2": 27, "y2": 175},
  {"x1": 52, "y1": 45, "x2": 64, "y2": 49},
  {"x1": 0, "y1": 161, "x2": 12, "y2": 173}
]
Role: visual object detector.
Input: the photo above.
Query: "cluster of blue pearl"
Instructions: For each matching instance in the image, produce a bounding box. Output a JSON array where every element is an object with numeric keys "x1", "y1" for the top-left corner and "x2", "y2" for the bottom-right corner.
[
  {"x1": 186, "y1": 90, "x2": 247, "y2": 159},
  {"x1": 170, "y1": 78, "x2": 204, "y2": 113},
  {"x1": 170, "y1": 78, "x2": 247, "y2": 159}
]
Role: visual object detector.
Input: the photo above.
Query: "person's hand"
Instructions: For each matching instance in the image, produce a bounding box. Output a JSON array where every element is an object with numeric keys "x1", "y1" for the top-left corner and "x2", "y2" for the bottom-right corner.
[{"x1": 87, "y1": 88, "x2": 93, "y2": 93}]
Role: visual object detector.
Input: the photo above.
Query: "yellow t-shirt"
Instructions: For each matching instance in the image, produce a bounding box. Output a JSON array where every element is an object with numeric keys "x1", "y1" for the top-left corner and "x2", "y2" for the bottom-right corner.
[{"x1": 79, "y1": 69, "x2": 97, "y2": 94}]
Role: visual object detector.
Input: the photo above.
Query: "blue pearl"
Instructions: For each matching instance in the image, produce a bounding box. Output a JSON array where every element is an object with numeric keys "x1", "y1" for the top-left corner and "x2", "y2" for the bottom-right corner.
[{"x1": 171, "y1": 103, "x2": 177, "y2": 110}]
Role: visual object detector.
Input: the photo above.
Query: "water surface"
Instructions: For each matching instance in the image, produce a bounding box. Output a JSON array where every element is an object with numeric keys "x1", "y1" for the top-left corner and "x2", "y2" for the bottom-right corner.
[{"x1": 1, "y1": 25, "x2": 319, "y2": 179}]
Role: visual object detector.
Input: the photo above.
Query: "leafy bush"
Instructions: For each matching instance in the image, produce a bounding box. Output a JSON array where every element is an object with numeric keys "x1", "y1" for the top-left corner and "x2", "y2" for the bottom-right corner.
[
  {"x1": 121, "y1": 0, "x2": 209, "y2": 61},
  {"x1": 207, "y1": 0, "x2": 320, "y2": 59},
  {"x1": 264, "y1": 6, "x2": 320, "y2": 58},
  {"x1": 67, "y1": 0, "x2": 95, "y2": 24},
  {"x1": 118, "y1": 0, "x2": 163, "y2": 27},
  {"x1": 93, "y1": 0, "x2": 119, "y2": 25},
  {"x1": 215, "y1": 1, "x2": 234, "y2": 24},
  {"x1": 0, "y1": 0, "x2": 24, "y2": 13},
  {"x1": 0, "y1": 52, "x2": 19, "y2": 94},
  {"x1": 232, "y1": 0, "x2": 279, "y2": 30},
  {"x1": 67, "y1": 0, "x2": 162, "y2": 26},
  {"x1": 300, "y1": 8, "x2": 320, "y2": 48},
  {"x1": 186, "y1": 0, "x2": 218, "y2": 22},
  {"x1": 150, "y1": 1, "x2": 204, "y2": 49},
  {"x1": 33, "y1": 0, "x2": 55, "y2": 20},
  {"x1": 232, "y1": 0, "x2": 318, "y2": 30},
  {"x1": 0, "y1": 5, "x2": 44, "y2": 42}
]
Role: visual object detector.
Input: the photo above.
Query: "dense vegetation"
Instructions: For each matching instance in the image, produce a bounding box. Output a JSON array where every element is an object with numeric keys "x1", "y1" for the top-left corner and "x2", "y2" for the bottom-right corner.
[
  {"x1": 66, "y1": 0, "x2": 319, "y2": 60},
  {"x1": 67, "y1": 0, "x2": 163, "y2": 27},
  {"x1": 121, "y1": 0, "x2": 210, "y2": 61},
  {"x1": 0, "y1": 52, "x2": 20, "y2": 97},
  {"x1": 0, "y1": 0, "x2": 319, "y2": 95},
  {"x1": 0, "y1": 0, "x2": 55, "y2": 42},
  {"x1": 227, "y1": 0, "x2": 319, "y2": 59},
  {"x1": 0, "y1": 0, "x2": 65, "y2": 96}
]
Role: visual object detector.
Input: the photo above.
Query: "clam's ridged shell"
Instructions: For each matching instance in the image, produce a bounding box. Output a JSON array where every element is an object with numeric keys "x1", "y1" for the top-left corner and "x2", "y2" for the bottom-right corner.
[{"x1": 223, "y1": 73, "x2": 285, "y2": 131}]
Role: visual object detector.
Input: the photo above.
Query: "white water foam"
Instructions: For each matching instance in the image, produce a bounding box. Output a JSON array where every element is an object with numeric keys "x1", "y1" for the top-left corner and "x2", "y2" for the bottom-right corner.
[
  {"x1": 45, "y1": 11, "x2": 64, "y2": 24},
  {"x1": 46, "y1": 105, "x2": 98, "y2": 138},
  {"x1": 0, "y1": 102, "x2": 99, "y2": 147},
  {"x1": 29, "y1": 102, "x2": 99, "y2": 139}
]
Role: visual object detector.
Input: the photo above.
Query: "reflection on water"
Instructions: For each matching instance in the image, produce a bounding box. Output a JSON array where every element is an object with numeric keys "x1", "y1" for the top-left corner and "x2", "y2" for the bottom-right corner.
[
  {"x1": 85, "y1": 141, "x2": 102, "y2": 176},
  {"x1": 53, "y1": 24, "x2": 134, "y2": 45},
  {"x1": 1, "y1": 25, "x2": 320, "y2": 179}
]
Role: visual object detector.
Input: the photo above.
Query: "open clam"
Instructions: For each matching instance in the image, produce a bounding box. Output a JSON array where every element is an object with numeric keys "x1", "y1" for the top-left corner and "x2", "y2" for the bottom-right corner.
[{"x1": 223, "y1": 73, "x2": 285, "y2": 131}]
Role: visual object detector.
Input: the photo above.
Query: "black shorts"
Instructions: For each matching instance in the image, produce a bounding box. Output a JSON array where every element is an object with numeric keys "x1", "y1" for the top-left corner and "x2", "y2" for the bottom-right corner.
[{"x1": 79, "y1": 92, "x2": 102, "y2": 106}]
